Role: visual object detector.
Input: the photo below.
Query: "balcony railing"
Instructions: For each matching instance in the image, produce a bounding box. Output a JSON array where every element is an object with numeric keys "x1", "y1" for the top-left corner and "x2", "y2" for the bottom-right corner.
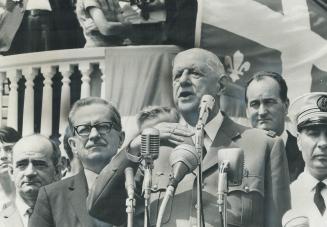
[{"x1": 0, "y1": 47, "x2": 107, "y2": 137}]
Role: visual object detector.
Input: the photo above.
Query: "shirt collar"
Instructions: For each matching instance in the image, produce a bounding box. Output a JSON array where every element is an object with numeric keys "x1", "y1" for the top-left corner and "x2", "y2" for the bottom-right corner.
[
  {"x1": 15, "y1": 194, "x2": 31, "y2": 218},
  {"x1": 280, "y1": 130, "x2": 288, "y2": 146},
  {"x1": 204, "y1": 111, "x2": 224, "y2": 143},
  {"x1": 187, "y1": 111, "x2": 224, "y2": 145},
  {"x1": 84, "y1": 168, "x2": 98, "y2": 190},
  {"x1": 301, "y1": 169, "x2": 327, "y2": 192}
]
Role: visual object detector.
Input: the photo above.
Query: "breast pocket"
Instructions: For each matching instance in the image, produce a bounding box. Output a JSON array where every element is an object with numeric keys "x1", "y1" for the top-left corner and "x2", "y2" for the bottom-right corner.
[{"x1": 226, "y1": 175, "x2": 265, "y2": 227}]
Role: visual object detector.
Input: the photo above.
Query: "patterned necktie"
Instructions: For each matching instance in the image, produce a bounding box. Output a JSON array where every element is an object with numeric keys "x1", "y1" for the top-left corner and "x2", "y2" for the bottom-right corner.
[{"x1": 314, "y1": 181, "x2": 326, "y2": 215}]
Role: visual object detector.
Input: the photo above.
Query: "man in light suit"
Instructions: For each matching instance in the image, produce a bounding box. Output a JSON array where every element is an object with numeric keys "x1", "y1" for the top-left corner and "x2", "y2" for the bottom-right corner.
[
  {"x1": 0, "y1": 134, "x2": 61, "y2": 227},
  {"x1": 285, "y1": 92, "x2": 327, "y2": 227},
  {"x1": 245, "y1": 71, "x2": 305, "y2": 182},
  {"x1": 87, "y1": 48, "x2": 291, "y2": 227},
  {"x1": 29, "y1": 97, "x2": 125, "y2": 227}
]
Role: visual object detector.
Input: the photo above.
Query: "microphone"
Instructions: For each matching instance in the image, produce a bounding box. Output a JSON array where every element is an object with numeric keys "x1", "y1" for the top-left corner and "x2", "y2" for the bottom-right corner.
[
  {"x1": 198, "y1": 94, "x2": 215, "y2": 125},
  {"x1": 156, "y1": 144, "x2": 199, "y2": 227},
  {"x1": 125, "y1": 167, "x2": 135, "y2": 227},
  {"x1": 125, "y1": 167, "x2": 135, "y2": 199},
  {"x1": 141, "y1": 128, "x2": 160, "y2": 165},
  {"x1": 169, "y1": 144, "x2": 200, "y2": 188},
  {"x1": 217, "y1": 148, "x2": 244, "y2": 186},
  {"x1": 282, "y1": 209, "x2": 309, "y2": 227},
  {"x1": 140, "y1": 128, "x2": 160, "y2": 207},
  {"x1": 217, "y1": 148, "x2": 244, "y2": 213}
]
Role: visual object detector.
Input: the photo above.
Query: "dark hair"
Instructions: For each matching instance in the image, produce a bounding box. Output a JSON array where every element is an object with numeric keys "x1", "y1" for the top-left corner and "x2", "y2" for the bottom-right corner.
[
  {"x1": 63, "y1": 126, "x2": 74, "y2": 160},
  {"x1": 48, "y1": 137, "x2": 61, "y2": 166},
  {"x1": 0, "y1": 127, "x2": 21, "y2": 143},
  {"x1": 136, "y1": 106, "x2": 180, "y2": 129},
  {"x1": 245, "y1": 71, "x2": 288, "y2": 103},
  {"x1": 68, "y1": 97, "x2": 122, "y2": 134}
]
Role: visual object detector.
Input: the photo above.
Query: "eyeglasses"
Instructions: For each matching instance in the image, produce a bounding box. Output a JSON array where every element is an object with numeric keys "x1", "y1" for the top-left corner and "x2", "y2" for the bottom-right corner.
[{"x1": 73, "y1": 122, "x2": 115, "y2": 137}]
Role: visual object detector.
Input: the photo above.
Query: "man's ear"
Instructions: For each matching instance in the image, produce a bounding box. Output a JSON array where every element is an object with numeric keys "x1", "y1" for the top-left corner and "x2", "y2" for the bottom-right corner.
[
  {"x1": 68, "y1": 137, "x2": 78, "y2": 154},
  {"x1": 217, "y1": 76, "x2": 226, "y2": 96},
  {"x1": 118, "y1": 131, "x2": 125, "y2": 148},
  {"x1": 284, "y1": 98, "x2": 290, "y2": 115}
]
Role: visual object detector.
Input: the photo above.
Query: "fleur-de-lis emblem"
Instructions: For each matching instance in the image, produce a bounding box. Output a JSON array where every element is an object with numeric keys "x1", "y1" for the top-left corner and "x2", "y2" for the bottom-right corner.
[{"x1": 224, "y1": 50, "x2": 250, "y2": 82}]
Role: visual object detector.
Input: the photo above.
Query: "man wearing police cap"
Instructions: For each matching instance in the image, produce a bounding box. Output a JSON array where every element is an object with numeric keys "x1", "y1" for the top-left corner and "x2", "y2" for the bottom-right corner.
[{"x1": 288, "y1": 92, "x2": 327, "y2": 227}]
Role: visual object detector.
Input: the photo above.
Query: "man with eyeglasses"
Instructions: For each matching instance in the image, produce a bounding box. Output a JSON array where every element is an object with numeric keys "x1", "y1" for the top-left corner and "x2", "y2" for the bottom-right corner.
[{"x1": 29, "y1": 97, "x2": 125, "y2": 227}]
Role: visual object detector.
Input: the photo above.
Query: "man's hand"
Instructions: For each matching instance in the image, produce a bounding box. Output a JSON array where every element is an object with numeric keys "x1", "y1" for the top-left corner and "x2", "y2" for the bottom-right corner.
[
  {"x1": 129, "y1": 122, "x2": 194, "y2": 156},
  {"x1": 84, "y1": 18, "x2": 98, "y2": 34},
  {"x1": 0, "y1": 162, "x2": 12, "y2": 181}
]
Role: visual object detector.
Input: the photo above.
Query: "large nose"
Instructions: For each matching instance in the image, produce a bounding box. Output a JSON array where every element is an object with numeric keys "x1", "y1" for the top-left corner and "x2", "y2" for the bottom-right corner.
[
  {"x1": 24, "y1": 162, "x2": 37, "y2": 177},
  {"x1": 258, "y1": 103, "x2": 268, "y2": 116},
  {"x1": 179, "y1": 69, "x2": 191, "y2": 86},
  {"x1": 317, "y1": 133, "x2": 327, "y2": 149},
  {"x1": 88, "y1": 127, "x2": 101, "y2": 141}
]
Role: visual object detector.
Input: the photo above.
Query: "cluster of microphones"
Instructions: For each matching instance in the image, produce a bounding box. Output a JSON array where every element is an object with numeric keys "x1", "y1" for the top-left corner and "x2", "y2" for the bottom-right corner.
[{"x1": 123, "y1": 94, "x2": 308, "y2": 227}]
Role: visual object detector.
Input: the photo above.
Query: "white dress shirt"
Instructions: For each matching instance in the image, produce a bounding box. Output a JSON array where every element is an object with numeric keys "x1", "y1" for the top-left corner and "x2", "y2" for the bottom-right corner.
[
  {"x1": 189, "y1": 111, "x2": 224, "y2": 151},
  {"x1": 15, "y1": 195, "x2": 32, "y2": 227},
  {"x1": 291, "y1": 169, "x2": 327, "y2": 227},
  {"x1": 26, "y1": 0, "x2": 52, "y2": 11}
]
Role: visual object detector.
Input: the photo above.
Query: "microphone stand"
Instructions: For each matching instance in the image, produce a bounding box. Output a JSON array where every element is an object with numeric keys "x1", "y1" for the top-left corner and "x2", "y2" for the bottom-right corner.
[
  {"x1": 195, "y1": 118, "x2": 205, "y2": 227},
  {"x1": 126, "y1": 196, "x2": 135, "y2": 227},
  {"x1": 217, "y1": 162, "x2": 229, "y2": 227},
  {"x1": 143, "y1": 158, "x2": 154, "y2": 227}
]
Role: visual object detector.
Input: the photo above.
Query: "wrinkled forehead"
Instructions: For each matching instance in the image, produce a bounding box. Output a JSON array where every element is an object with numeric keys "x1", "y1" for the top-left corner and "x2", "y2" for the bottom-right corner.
[
  {"x1": 173, "y1": 50, "x2": 223, "y2": 76},
  {"x1": 12, "y1": 136, "x2": 53, "y2": 160},
  {"x1": 72, "y1": 104, "x2": 114, "y2": 125}
]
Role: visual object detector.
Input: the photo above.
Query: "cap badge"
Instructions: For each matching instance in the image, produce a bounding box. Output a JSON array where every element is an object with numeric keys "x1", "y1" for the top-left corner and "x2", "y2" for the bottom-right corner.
[{"x1": 317, "y1": 95, "x2": 327, "y2": 112}]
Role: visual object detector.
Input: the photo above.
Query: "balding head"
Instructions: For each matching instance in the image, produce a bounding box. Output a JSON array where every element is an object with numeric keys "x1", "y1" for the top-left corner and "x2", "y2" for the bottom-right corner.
[
  {"x1": 173, "y1": 48, "x2": 225, "y2": 77},
  {"x1": 11, "y1": 134, "x2": 61, "y2": 206}
]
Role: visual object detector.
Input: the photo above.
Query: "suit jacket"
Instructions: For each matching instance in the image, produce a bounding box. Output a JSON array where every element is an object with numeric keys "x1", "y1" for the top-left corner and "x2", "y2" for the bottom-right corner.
[
  {"x1": 285, "y1": 131, "x2": 305, "y2": 182},
  {"x1": 88, "y1": 114, "x2": 291, "y2": 227},
  {"x1": 28, "y1": 170, "x2": 97, "y2": 227},
  {"x1": 0, "y1": 203, "x2": 24, "y2": 227}
]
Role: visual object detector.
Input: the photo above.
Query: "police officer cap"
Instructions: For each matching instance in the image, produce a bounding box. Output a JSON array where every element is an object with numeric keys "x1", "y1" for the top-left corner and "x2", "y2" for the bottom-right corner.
[{"x1": 290, "y1": 92, "x2": 327, "y2": 131}]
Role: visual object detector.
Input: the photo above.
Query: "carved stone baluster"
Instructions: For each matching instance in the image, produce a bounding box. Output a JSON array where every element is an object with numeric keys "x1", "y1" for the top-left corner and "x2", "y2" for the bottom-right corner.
[
  {"x1": 7, "y1": 70, "x2": 22, "y2": 130},
  {"x1": 79, "y1": 63, "x2": 91, "y2": 99},
  {"x1": 22, "y1": 68, "x2": 37, "y2": 136},
  {"x1": 59, "y1": 65, "x2": 72, "y2": 135},
  {"x1": 99, "y1": 61, "x2": 106, "y2": 99},
  {"x1": 40, "y1": 66, "x2": 56, "y2": 137}
]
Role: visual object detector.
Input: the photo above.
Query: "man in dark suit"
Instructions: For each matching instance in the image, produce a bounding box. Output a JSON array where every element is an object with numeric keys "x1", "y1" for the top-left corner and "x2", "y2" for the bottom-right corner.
[
  {"x1": 87, "y1": 48, "x2": 291, "y2": 227},
  {"x1": 0, "y1": 0, "x2": 83, "y2": 55},
  {"x1": 0, "y1": 134, "x2": 61, "y2": 227},
  {"x1": 29, "y1": 97, "x2": 125, "y2": 227},
  {"x1": 245, "y1": 71, "x2": 305, "y2": 182}
]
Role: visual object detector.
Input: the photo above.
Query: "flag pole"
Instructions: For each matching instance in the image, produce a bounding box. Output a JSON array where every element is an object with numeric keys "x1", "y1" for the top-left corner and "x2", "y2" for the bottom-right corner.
[{"x1": 195, "y1": 0, "x2": 204, "y2": 47}]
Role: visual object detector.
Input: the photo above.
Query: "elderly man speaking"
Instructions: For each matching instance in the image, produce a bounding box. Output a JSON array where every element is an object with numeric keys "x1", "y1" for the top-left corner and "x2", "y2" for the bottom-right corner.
[{"x1": 87, "y1": 48, "x2": 291, "y2": 227}]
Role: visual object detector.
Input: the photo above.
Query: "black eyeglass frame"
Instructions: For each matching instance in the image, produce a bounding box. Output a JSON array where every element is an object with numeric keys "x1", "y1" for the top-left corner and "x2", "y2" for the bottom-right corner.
[{"x1": 73, "y1": 121, "x2": 116, "y2": 137}]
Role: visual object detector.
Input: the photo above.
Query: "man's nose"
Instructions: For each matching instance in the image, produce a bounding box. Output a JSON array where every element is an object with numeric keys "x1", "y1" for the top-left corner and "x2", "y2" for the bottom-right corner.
[
  {"x1": 179, "y1": 69, "x2": 191, "y2": 86},
  {"x1": 318, "y1": 134, "x2": 327, "y2": 149},
  {"x1": 88, "y1": 127, "x2": 101, "y2": 140},
  {"x1": 24, "y1": 162, "x2": 36, "y2": 176},
  {"x1": 258, "y1": 103, "x2": 268, "y2": 115}
]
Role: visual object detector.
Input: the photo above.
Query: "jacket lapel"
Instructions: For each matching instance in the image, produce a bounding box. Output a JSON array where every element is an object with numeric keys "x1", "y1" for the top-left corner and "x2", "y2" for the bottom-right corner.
[
  {"x1": 68, "y1": 171, "x2": 94, "y2": 227},
  {"x1": 202, "y1": 115, "x2": 243, "y2": 173}
]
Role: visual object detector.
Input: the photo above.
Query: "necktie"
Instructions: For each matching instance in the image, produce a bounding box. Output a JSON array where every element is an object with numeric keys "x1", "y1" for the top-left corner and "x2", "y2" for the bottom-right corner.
[{"x1": 314, "y1": 181, "x2": 326, "y2": 215}]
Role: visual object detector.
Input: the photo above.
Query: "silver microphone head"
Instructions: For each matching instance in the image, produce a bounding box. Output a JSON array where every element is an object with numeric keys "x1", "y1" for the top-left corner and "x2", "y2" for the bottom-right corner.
[
  {"x1": 217, "y1": 148, "x2": 244, "y2": 186},
  {"x1": 141, "y1": 128, "x2": 160, "y2": 161},
  {"x1": 200, "y1": 95, "x2": 215, "y2": 111}
]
